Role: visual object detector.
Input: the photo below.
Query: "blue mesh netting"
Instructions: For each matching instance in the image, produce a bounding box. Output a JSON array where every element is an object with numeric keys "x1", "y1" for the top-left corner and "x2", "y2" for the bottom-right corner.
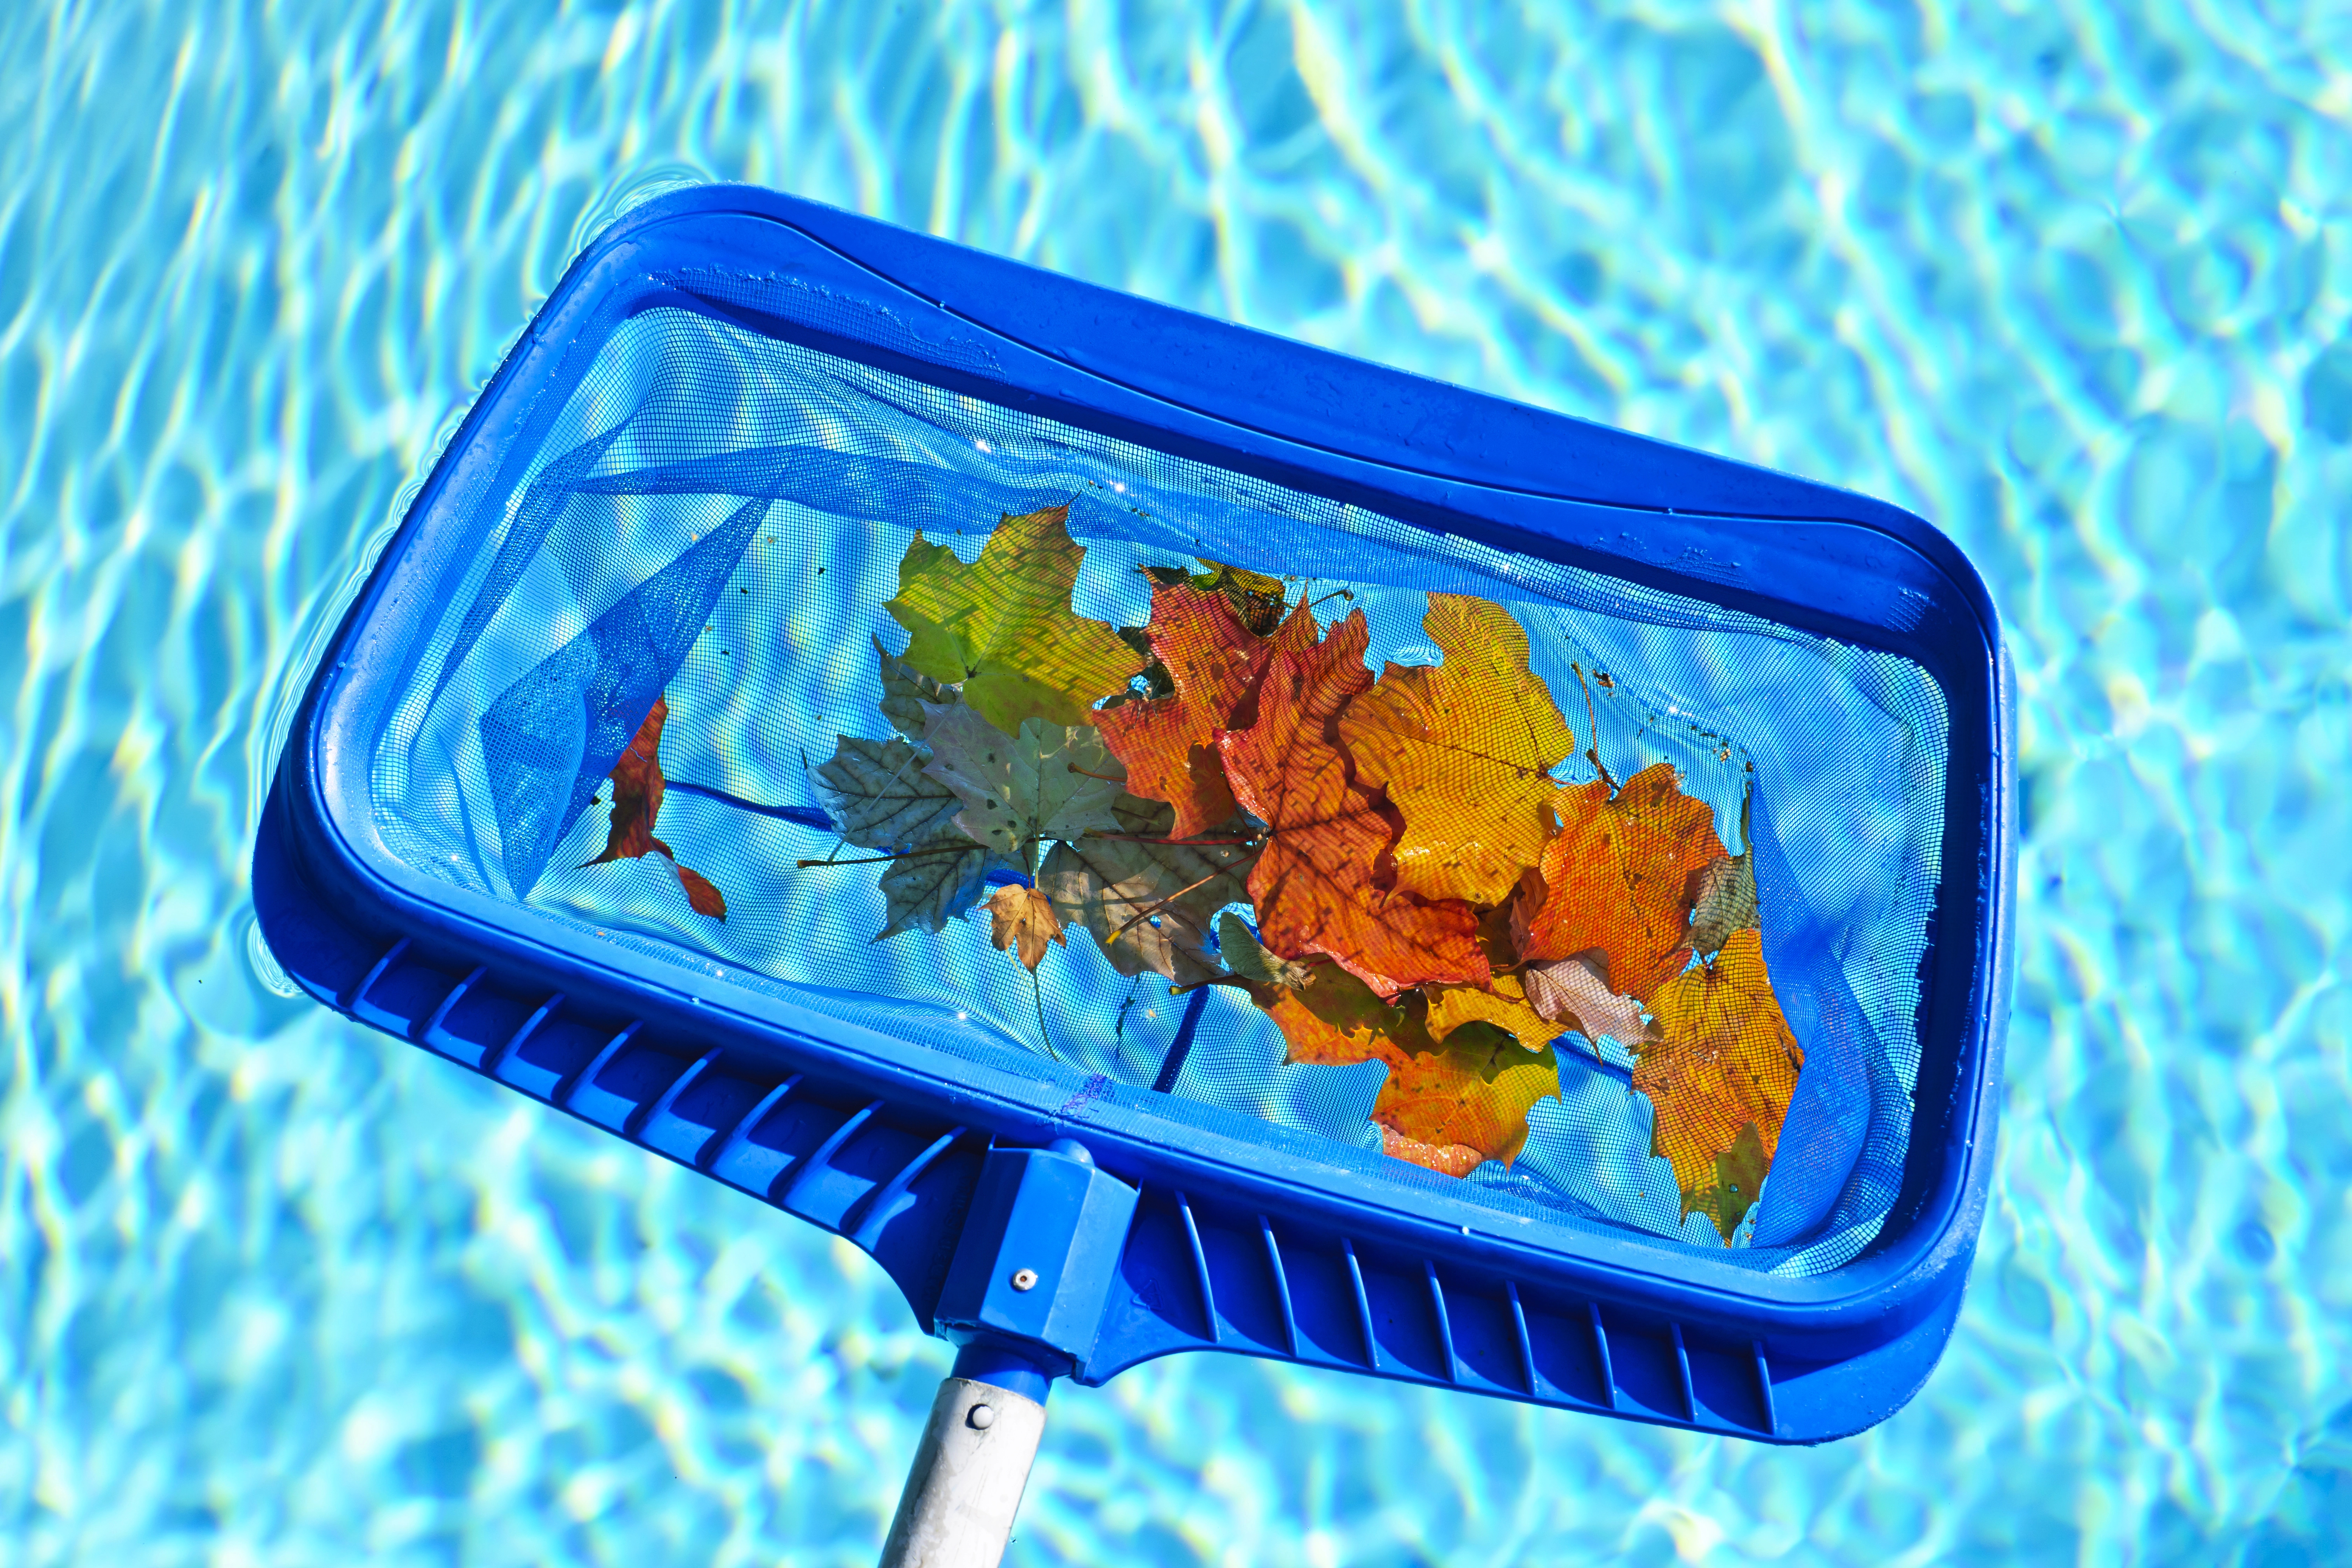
[{"x1": 368, "y1": 294, "x2": 1947, "y2": 1276}]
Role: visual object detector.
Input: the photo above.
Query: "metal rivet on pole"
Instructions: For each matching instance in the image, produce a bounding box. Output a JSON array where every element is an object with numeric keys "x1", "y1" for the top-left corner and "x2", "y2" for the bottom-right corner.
[{"x1": 877, "y1": 1377, "x2": 1046, "y2": 1568}]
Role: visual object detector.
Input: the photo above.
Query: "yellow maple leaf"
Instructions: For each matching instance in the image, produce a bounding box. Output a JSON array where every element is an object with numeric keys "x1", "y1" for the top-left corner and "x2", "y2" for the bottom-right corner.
[
  {"x1": 1339, "y1": 594, "x2": 1576, "y2": 907},
  {"x1": 1636, "y1": 928, "x2": 1804, "y2": 1240},
  {"x1": 886, "y1": 504, "x2": 1144, "y2": 735},
  {"x1": 1425, "y1": 974, "x2": 1559, "y2": 1055}
]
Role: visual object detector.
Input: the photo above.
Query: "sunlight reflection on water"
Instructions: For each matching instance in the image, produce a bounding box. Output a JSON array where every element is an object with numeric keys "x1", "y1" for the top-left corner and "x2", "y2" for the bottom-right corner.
[{"x1": 2, "y1": 3, "x2": 2347, "y2": 1563}]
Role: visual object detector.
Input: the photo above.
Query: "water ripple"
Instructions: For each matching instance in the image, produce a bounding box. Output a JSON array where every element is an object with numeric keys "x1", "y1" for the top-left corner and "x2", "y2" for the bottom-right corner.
[{"x1": 2, "y1": 1, "x2": 2347, "y2": 1563}]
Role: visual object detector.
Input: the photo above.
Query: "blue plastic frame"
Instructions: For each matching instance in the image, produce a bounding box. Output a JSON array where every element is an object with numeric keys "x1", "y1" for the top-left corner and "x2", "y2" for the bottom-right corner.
[{"x1": 253, "y1": 185, "x2": 2015, "y2": 1445}]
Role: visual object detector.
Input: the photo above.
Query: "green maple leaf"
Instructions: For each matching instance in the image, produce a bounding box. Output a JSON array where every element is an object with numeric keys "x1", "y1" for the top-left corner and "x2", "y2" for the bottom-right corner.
[
  {"x1": 1215, "y1": 911, "x2": 1313, "y2": 990},
  {"x1": 885, "y1": 503, "x2": 1144, "y2": 735},
  {"x1": 814, "y1": 735, "x2": 960, "y2": 850},
  {"x1": 1699, "y1": 1122, "x2": 1771, "y2": 1239},
  {"x1": 919, "y1": 704, "x2": 1127, "y2": 866},
  {"x1": 1040, "y1": 816, "x2": 1255, "y2": 987}
]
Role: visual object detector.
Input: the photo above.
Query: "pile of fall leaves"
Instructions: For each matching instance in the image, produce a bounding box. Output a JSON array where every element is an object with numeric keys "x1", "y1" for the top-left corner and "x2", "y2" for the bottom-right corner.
[{"x1": 596, "y1": 504, "x2": 1806, "y2": 1243}]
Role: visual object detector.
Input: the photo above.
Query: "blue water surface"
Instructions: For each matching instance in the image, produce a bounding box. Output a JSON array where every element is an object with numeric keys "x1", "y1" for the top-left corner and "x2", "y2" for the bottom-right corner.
[{"x1": 4, "y1": 3, "x2": 2348, "y2": 1564}]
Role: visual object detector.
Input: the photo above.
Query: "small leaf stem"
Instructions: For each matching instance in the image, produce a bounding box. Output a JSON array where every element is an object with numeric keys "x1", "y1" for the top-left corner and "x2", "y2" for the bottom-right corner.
[
  {"x1": 1108, "y1": 868, "x2": 1235, "y2": 940},
  {"x1": 1081, "y1": 831, "x2": 1261, "y2": 847},
  {"x1": 794, "y1": 843, "x2": 976, "y2": 869}
]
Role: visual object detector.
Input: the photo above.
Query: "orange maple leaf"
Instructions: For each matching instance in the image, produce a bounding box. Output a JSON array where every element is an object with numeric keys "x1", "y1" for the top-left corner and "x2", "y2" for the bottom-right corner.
[
  {"x1": 1377, "y1": 1125, "x2": 1485, "y2": 1177},
  {"x1": 1096, "y1": 581, "x2": 1272, "y2": 840},
  {"x1": 1251, "y1": 966, "x2": 1553, "y2": 1174},
  {"x1": 1517, "y1": 762, "x2": 1726, "y2": 1002},
  {"x1": 584, "y1": 697, "x2": 726, "y2": 920},
  {"x1": 1372, "y1": 1031, "x2": 1560, "y2": 1172},
  {"x1": 1340, "y1": 594, "x2": 1577, "y2": 907},
  {"x1": 1216, "y1": 605, "x2": 1488, "y2": 998},
  {"x1": 1637, "y1": 928, "x2": 1804, "y2": 1239},
  {"x1": 1256, "y1": 964, "x2": 1433, "y2": 1069}
]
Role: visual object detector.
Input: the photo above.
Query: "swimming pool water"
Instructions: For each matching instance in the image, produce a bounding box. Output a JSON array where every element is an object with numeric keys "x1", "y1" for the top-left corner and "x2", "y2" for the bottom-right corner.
[{"x1": 3, "y1": 2, "x2": 2347, "y2": 1563}]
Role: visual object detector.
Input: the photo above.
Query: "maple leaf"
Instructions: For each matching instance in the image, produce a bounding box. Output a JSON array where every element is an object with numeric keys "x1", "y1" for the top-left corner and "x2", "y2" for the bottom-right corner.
[
  {"x1": 1372, "y1": 1024, "x2": 1560, "y2": 1171},
  {"x1": 876, "y1": 827, "x2": 1013, "y2": 940},
  {"x1": 1215, "y1": 912, "x2": 1314, "y2": 990},
  {"x1": 814, "y1": 734, "x2": 960, "y2": 850},
  {"x1": 1517, "y1": 762, "x2": 1727, "y2": 1003},
  {"x1": 987, "y1": 883, "x2": 1067, "y2": 971},
  {"x1": 1217, "y1": 605, "x2": 1488, "y2": 998},
  {"x1": 874, "y1": 634, "x2": 957, "y2": 742},
  {"x1": 1636, "y1": 928, "x2": 1804, "y2": 1240},
  {"x1": 1340, "y1": 594, "x2": 1576, "y2": 907},
  {"x1": 1426, "y1": 974, "x2": 1562, "y2": 1055},
  {"x1": 1520, "y1": 954, "x2": 1650, "y2": 1048},
  {"x1": 584, "y1": 697, "x2": 726, "y2": 919},
  {"x1": 1038, "y1": 812, "x2": 1254, "y2": 987},
  {"x1": 1378, "y1": 1126, "x2": 1486, "y2": 1178},
  {"x1": 1247, "y1": 962, "x2": 1555, "y2": 1175},
  {"x1": 1687, "y1": 850, "x2": 1756, "y2": 959},
  {"x1": 1248, "y1": 957, "x2": 1426, "y2": 1066},
  {"x1": 1096, "y1": 581, "x2": 1274, "y2": 840},
  {"x1": 885, "y1": 503, "x2": 1144, "y2": 735},
  {"x1": 920, "y1": 705, "x2": 1128, "y2": 867},
  {"x1": 1190, "y1": 559, "x2": 1289, "y2": 635}
]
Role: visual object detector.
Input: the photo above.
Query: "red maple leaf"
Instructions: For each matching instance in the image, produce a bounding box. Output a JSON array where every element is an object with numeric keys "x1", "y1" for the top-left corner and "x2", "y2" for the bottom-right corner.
[
  {"x1": 1095, "y1": 581, "x2": 1273, "y2": 840},
  {"x1": 1516, "y1": 763, "x2": 1723, "y2": 1001},
  {"x1": 1216, "y1": 605, "x2": 1486, "y2": 998}
]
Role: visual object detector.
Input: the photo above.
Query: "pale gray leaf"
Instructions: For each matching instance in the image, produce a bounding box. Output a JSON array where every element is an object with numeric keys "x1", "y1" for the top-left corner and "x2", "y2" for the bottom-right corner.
[
  {"x1": 875, "y1": 635, "x2": 957, "y2": 742},
  {"x1": 1522, "y1": 954, "x2": 1648, "y2": 1048},
  {"x1": 875, "y1": 828, "x2": 1008, "y2": 940},
  {"x1": 814, "y1": 734, "x2": 961, "y2": 850},
  {"x1": 1112, "y1": 792, "x2": 1176, "y2": 838},
  {"x1": 921, "y1": 706, "x2": 1127, "y2": 861},
  {"x1": 1040, "y1": 833, "x2": 1253, "y2": 987}
]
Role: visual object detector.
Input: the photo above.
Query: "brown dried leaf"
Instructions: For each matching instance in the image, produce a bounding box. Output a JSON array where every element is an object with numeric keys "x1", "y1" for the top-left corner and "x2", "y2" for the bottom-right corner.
[
  {"x1": 986, "y1": 883, "x2": 1067, "y2": 971},
  {"x1": 584, "y1": 697, "x2": 726, "y2": 920}
]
